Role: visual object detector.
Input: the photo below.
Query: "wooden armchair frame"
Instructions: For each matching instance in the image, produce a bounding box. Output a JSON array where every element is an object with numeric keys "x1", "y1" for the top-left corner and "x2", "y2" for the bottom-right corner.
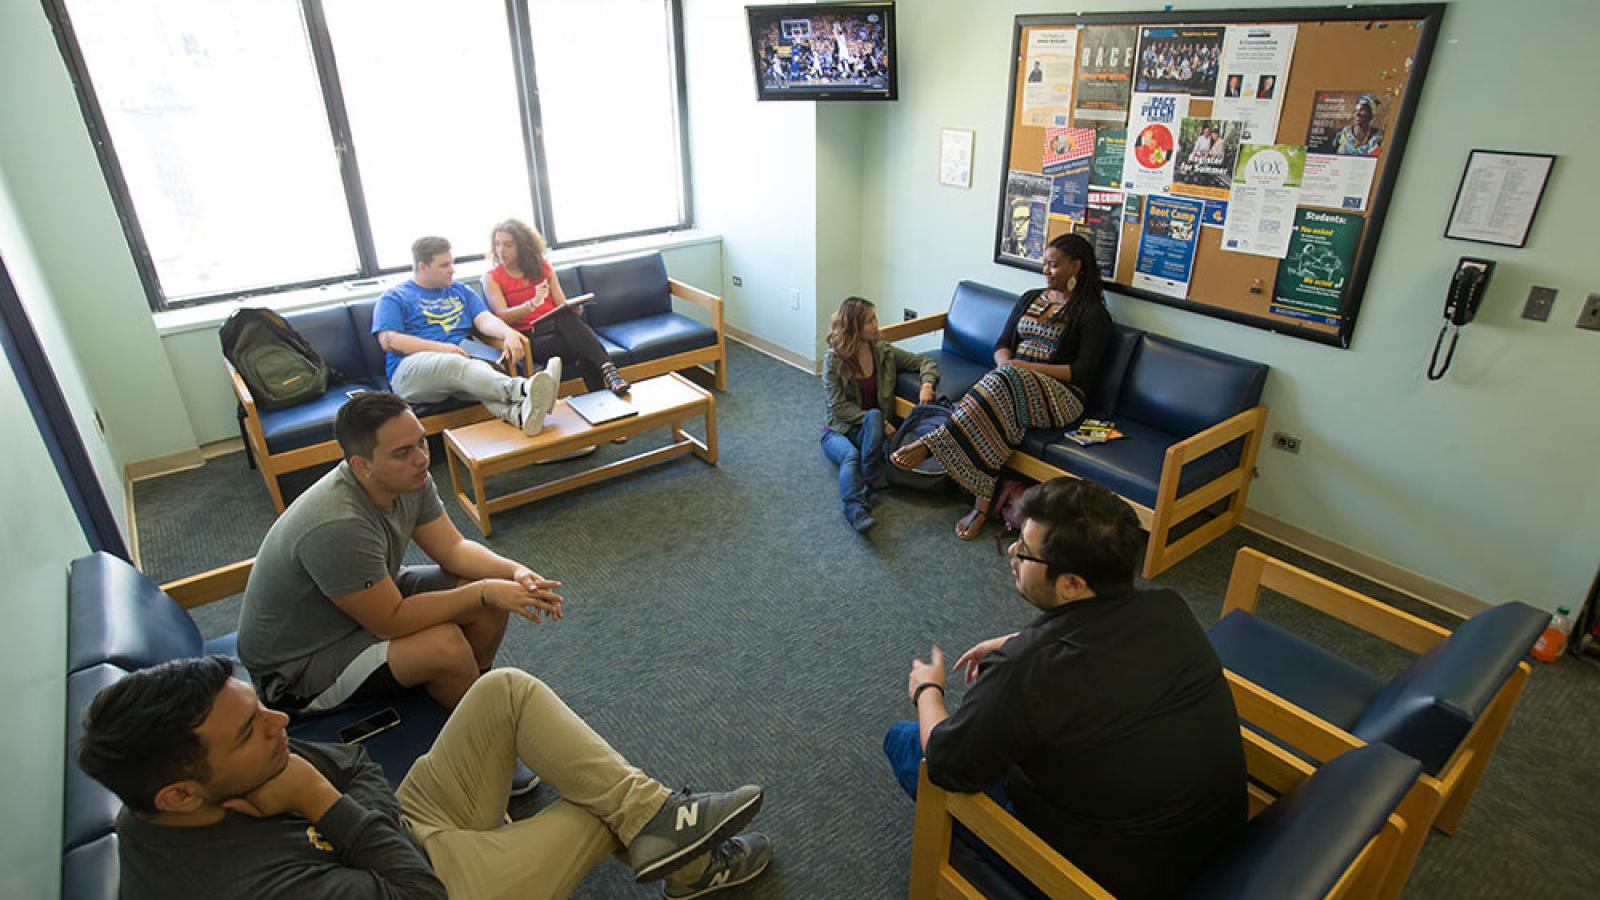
[
  {"x1": 878, "y1": 312, "x2": 1268, "y2": 579},
  {"x1": 908, "y1": 675, "x2": 1424, "y2": 899},
  {"x1": 159, "y1": 558, "x2": 255, "y2": 610},
  {"x1": 1218, "y1": 547, "x2": 1535, "y2": 900}
]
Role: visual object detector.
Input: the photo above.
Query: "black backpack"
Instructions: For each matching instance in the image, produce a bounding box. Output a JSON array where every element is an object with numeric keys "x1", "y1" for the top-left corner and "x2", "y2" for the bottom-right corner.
[
  {"x1": 220, "y1": 308, "x2": 336, "y2": 410},
  {"x1": 885, "y1": 401, "x2": 954, "y2": 491}
]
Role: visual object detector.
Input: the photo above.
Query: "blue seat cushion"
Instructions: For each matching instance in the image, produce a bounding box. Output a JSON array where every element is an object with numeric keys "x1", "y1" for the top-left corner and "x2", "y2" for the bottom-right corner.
[
  {"x1": 942, "y1": 281, "x2": 1017, "y2": 365},
  {"x1": 347, "y1": 300, "x2": 389, "y2": 382},
  {"x1": 1088, "y1": 323, "x2": 1141, "y2": 414},
  {"x1": 595, "y1": 312, "x2": 715, "y2": 364},
  {"x1": 1351, "y1": 601, "x2": 1547, "y2": 775},
  {"x1": 282, "y1": 304, "x2": 367, "y2": 384},
  {"x1": 61, "y1": 832, "x2": 119, "y2": 900},
  {"x1": 258, "y1": 376, "x2": 387, "y2": 454},
  {"x1": 1118, "y1": 335, "x2": 1267, "y2": 439},
  {"x1": 895, "y1": 350, "x2": 991, "y2": 407},
  {"x1": 1029, "y1": 418, "x2": 1241, "y2": 510},
  {"x1": 64, "y1": 664, "x2": 127, "y2": 851},
  {"x1": 1183, "y1": 743, "x2": 1421, "y2": 899},
  {"x1": 67, "y1": 553, "x2": 203, "y2": 674},
  {"x1": 1208, "y1": 610, "x2": 1385, "y2": 732},
  {"x1": 287, "y1": 688, "x2": 450, "y2": 787},
  {"x1": 579, "y1": 254, "x2": 672, "y2": 328}
]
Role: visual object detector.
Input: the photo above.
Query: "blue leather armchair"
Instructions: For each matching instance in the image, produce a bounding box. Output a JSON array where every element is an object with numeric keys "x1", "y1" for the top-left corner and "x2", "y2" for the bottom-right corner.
[
  {"x1": 878, "y1": 281, "x2": 1269, "y2": 578},
  {"x1": 909, "y1": 697, "x2": 1430, "y2": 899},
  {"x1": 232, "y1": 252, "x2": 725, "y2": 512},
  {"x1": 61, "y1": 552, "x2": 449, "y2": 900},
  {"x1": 1210, "y1": 548, "x2": 1548, "y2": 900}
]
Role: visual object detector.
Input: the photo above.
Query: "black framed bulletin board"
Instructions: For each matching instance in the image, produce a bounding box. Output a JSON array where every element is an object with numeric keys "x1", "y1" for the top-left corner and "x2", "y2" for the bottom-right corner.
[{"x1": 995, "y1": 5, "x2": 1445, "y2": 347}]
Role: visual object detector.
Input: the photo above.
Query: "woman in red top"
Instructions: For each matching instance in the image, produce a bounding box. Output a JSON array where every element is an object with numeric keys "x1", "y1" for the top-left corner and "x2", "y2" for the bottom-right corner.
[{"x1": 482, "y1": 218, "x2": 629, "y2": 396}]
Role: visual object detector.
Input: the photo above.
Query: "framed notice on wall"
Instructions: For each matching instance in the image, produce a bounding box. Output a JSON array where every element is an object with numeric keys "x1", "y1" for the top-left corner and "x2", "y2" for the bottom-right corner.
[{"x1": 1443, "y1": 150, "x2": 1556, "y2": 248}]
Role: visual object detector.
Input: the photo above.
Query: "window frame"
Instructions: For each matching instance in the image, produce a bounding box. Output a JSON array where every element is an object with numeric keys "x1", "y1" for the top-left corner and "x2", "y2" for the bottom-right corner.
[{"x1": 41, "y1": 0, "x2": 694, "y2": 311}]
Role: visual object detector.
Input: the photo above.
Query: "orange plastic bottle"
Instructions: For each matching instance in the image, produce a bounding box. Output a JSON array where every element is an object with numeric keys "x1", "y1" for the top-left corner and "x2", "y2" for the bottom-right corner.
[{"x1": 1531, "y1": 606, "x2": 1572, "y2": 663}]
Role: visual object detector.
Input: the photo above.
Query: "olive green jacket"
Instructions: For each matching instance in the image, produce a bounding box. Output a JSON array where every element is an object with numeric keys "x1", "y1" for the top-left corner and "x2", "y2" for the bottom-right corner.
[{"x1": 822, "y1": 341, "x2": 940, "y2": 432}]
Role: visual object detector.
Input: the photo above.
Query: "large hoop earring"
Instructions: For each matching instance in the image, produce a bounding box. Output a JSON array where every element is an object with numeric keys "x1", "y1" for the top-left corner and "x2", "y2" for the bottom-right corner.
[{"x1": 1066, "y1": 275, "x2": 1078, "y2": 293}]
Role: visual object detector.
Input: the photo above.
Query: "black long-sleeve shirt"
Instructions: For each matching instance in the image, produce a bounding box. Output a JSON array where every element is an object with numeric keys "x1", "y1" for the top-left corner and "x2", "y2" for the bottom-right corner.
[
  {"x1": 116, "y1": 740, "x2": 446, "y2": 900},
  {"x1": 925, "y1": 587, "x2": 1246, "y2": 900}
]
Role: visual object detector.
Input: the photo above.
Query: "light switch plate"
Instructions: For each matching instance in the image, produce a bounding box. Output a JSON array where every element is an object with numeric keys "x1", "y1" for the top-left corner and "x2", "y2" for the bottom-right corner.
[
  {"x1": 1522, "y1": 286, "x2": 1557, "y2": 322},
  {"x1": 1579, "y1": 293, "x2": 1600, "y2": 332}
]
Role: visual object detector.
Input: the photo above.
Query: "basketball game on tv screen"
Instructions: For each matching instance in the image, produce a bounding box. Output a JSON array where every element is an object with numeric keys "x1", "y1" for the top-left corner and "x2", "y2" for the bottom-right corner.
[{"x1": 747, "y1": 3, "x2": 896, "y2": 100}]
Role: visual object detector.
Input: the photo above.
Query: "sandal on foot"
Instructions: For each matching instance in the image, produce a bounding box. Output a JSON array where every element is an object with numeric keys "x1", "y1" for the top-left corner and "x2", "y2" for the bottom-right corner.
[{"x1": 955, "y1": 507, "x2": 987, "y2": 541}]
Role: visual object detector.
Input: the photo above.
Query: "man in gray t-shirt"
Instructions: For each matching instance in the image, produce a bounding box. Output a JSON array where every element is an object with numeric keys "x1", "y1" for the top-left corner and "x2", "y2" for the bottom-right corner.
[{"x1": 238, "y1": 392, "x2": 564, "y2": 711}]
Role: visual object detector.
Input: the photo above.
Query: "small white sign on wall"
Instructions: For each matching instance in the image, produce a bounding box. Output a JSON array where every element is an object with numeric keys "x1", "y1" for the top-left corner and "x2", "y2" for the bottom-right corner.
[{"x1": 939, "y1": 128, "x2": 975, "y2": 189}]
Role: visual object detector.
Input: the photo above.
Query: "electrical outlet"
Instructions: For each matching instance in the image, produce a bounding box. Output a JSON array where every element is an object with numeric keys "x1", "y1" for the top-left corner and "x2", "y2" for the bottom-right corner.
[
  {"x1": 903, "y1": 308, "x2": 917, "y2": 321},
  {"x1": 1521, "y1": 286, "x2": 1557, "y2": 322},
  {"x1": 789, "y1": 288, "x2": 801, "y2": 310},
  {"x1": 1271, "y1": 432, "x2": 1301, "y2": 454},
  {"x1": 730, "y1": 275, "x2": 743, "y2": 287},
  {"x1": 1578, "y1": 293, "x2": 1600, "y2": 332}
]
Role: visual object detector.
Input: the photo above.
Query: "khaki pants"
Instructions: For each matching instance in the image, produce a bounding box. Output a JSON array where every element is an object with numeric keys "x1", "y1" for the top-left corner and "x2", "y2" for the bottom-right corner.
[{"x1": 396, "y1": 669, "x2": 671, "y2": 899}]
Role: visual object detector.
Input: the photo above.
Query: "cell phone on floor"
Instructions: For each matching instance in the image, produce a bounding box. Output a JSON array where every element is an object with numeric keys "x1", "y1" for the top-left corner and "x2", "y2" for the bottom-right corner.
[{"x1": 337, "y1": 708, "x2": 401, "y2": 744}]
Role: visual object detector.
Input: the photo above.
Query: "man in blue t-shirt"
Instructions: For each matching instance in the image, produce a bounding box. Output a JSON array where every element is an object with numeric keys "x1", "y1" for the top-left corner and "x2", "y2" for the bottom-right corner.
[{"x1": 374, "y1": 235, "x2": 560, "y2": 436}]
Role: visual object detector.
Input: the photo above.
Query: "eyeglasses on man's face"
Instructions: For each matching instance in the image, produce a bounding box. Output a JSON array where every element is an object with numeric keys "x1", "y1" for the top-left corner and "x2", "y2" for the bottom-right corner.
[{"x1": 996, "y1": 533, "x2": 1050, "y2": 567}]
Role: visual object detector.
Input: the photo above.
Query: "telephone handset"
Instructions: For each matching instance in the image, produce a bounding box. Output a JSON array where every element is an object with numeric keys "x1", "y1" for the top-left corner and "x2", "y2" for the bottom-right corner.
[{"x1": 1429, "y1": 257, "x2": 1496, "y2": 380}]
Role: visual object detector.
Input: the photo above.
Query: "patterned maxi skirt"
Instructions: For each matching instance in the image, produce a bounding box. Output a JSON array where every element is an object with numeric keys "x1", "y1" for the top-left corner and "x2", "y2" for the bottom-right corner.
[{"x1": 922, "y1": 365, "x2": 1084, "y2": 506}]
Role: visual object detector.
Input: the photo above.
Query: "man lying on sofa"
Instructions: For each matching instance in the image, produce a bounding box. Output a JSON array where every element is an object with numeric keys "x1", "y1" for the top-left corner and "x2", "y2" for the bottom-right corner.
[
  {"x1": 77, "y1": 657, "x2": 773, "y2": 899},
  {"x1": 884, "y1": 478, "x2": 1247, "y2": 899},
  {"x1": 375, "y1": 234, "x2": 561, "y2": 437},
  {"x1": 239, "y1": 392, "x2": 555, "y2": 715}
]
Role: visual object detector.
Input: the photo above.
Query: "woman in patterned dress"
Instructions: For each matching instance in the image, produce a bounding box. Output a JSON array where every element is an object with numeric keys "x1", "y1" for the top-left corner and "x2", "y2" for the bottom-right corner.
[{"x1": 891, "y1": 233, "x2": 1112, "y2": 539}]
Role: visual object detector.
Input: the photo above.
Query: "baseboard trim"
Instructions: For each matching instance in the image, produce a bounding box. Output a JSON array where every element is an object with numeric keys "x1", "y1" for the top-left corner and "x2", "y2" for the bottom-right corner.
[
  {"x1": 725, "y1": 325, "x2": 818, "y2": 375},
  {"x1": 124, "y1": 476, "x2": 141, "y2": 570},
  {"x1": 125, "y1": 447, "x2": 206, "y2": 482},
  {"x1": 200, "y1": 437, "x2": 244, "y2": 459},
  {"x1": 1240, "y1": 508, "x2": 1489, "y2": 619}
]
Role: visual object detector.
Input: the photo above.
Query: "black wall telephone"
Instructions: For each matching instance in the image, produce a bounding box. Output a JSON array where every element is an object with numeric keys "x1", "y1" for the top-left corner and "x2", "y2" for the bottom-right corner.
[{"x1": 1428, "y1": 257, "x2": 1495, "y2": 380}]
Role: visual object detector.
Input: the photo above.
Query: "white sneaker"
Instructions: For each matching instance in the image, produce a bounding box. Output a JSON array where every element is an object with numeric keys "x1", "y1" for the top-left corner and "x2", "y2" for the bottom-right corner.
[
  {"x1": 543, "y1": 355, "x2": 563, "y2": 388},
  {"x1": 520, "y1": 370, "x2": 558, "y2": 436}
]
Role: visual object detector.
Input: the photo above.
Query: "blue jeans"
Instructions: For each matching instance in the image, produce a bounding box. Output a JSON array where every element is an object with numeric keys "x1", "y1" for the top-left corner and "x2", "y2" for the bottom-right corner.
[
  {"x1": 820, "y1": 408, "x2": 886, "y2": 520},
  {"x1": 883, "y1": 720, "x2": 1047, "y2": 900}
]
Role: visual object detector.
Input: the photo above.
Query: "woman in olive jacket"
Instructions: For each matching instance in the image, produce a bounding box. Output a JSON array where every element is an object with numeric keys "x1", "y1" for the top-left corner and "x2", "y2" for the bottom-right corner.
[{"x1": 821, "y1": 296, "x2": 940, "y2": 533}]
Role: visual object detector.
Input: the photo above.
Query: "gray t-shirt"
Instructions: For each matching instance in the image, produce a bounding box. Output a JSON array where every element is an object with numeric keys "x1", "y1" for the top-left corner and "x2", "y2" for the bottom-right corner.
[{"x1": 238, "y1": 462, "x2": 444, "y2": 692}]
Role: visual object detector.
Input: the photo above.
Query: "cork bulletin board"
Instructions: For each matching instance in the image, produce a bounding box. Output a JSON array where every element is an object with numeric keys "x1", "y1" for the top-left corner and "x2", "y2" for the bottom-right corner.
[{"x1": 995, "y1": 5, "x2": 1445, "y2": 347}]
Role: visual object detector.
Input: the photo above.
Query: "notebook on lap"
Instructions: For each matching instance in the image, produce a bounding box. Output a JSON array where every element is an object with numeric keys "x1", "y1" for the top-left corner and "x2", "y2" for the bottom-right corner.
[{"x1": 567, "y1": 389, "x2": 638, "y2": 426}]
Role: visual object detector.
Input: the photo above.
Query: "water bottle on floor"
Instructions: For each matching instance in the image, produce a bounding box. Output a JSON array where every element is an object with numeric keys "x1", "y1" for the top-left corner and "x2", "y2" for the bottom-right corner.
[{"x1": 1531, "y1": 606, "x2": 1572, "y2": 663}]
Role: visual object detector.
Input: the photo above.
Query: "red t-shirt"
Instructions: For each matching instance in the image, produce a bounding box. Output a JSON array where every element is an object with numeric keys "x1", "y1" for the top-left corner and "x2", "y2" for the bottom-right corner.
[{"x1": 488, "y1": 259, "x2": 557, "y2": 331}]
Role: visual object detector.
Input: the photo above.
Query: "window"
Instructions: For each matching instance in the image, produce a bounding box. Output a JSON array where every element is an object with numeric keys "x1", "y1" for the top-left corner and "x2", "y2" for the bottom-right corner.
[{"x1": 49, "y1": 0, "x2": 690, "y2": 309}]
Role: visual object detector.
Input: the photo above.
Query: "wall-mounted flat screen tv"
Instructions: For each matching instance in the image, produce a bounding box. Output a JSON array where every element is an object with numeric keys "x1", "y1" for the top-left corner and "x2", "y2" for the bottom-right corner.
[{"x1": 746, "y1": 2, "x2": 897, "y2": 101}]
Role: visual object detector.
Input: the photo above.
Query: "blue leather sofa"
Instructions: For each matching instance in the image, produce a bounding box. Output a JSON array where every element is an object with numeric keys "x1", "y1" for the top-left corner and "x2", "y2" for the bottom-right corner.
[
  {"x1": 231, "y1": 252, "x2": 725, "y2": 512},
  {"x1": 61, "y1": 552, "x2": 448, "y2": 900},
  {"x1": 879, "y1": 281, "x2": 1269, "y2": 578},
  {"x1": 1212, "y1": 548, "x2": 1547, "y2": 900}
]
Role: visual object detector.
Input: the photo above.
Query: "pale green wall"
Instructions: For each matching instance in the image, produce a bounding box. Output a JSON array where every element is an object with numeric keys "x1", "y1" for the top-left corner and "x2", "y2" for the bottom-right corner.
[
  {"x1": 856, "y1": 0, "x2": 1600, "y2": 611},
  {"x1": 0, "y1": 172, "x2": 97, "y2": 900},
  {"x1": 684, "y1": 0, "x2": 820, "y2": 361},
  {"x1": 0, "y1": 1, "x2": 199, "y2": 466},
  {"x1": 816, "y1": 104, "x2": 869, "y2": 360}
]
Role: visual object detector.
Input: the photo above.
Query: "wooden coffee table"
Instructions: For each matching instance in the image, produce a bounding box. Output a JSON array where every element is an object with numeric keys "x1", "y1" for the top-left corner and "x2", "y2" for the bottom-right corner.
[{"x1": 442, "y1": 373, "x2": 717, "y2": 535}]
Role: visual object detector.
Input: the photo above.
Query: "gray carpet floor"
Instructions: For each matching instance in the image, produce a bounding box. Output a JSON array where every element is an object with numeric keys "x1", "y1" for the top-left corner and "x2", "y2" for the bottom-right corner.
[{"x1": 134, "y1": 341, "x2": 1599, "y2": 898}]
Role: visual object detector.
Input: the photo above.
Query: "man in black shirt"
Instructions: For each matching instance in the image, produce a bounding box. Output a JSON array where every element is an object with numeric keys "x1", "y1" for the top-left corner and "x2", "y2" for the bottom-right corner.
[
  {"x1": 885, "y1": 478, "x2": 1245, "y2": 899},
  {"x1": 78, "y1": 657, "x2": 773, "y2": 899}
]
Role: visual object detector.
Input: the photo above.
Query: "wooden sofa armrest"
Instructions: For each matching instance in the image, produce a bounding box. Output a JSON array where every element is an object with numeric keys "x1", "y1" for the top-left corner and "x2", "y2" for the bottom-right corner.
[
  {"x1": 160, "y1": 558, "x2": 255, "y2": 610},
  {"x1": 1165, "y1": 404, "x2": 1267, "y2": 466},
  {"x1": 1226, "y1": 669, "x2": 1364, "y2": 765},
  {"x1": 879, "y1": 311, "x2": 948, "y2": 343},
  {"x1": 911, "y1": 762, "x2": 1113, "y2": 899},
  {"x1": 1222, "y1": 548, "x2": 1451, "y2": 656},
  {"x1": 226, "y1": 361, "x2": 257, "y2": 413},
  {"x1": 668, "y1": 279, "x2": 725, "y2": 337}
]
